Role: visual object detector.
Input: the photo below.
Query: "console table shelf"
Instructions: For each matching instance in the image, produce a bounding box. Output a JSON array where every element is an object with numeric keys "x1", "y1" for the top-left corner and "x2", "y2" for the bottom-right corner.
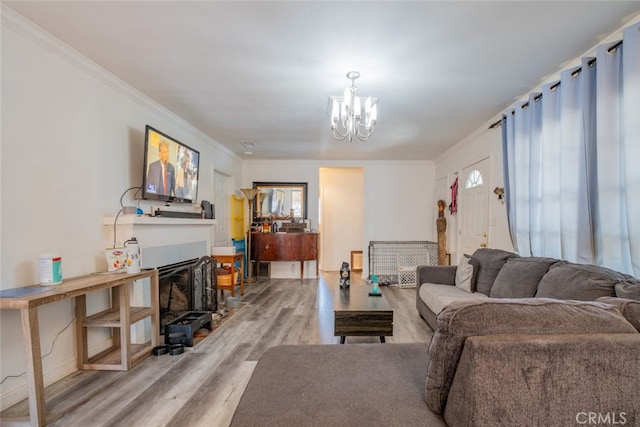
[
  {"x1": 82, "y1": 306, "x2": 152, "y2": 327},
  {"x1": 84, "y1": 342, "x2": 153, "y2": 370}
]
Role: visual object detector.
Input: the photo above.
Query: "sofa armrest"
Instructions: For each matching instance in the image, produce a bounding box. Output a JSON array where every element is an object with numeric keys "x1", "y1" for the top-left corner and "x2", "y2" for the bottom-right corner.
[
  {"x1": 416, "y1": 266, "x2": 457, "y2": 328},
  {"x1": 443, "y1": 333, "x2": 640, "y2": 427},
  {"x1": 417, "y1": 265, "x2": 457, "y2": 286},
  {"x1": 416, "y1": 265, "x2": 457, "y2": 307}
]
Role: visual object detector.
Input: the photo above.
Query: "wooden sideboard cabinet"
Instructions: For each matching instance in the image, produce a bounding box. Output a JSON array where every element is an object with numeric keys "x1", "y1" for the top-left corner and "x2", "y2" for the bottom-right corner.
[{"x1": 251, "y1": 232, "x2": 319, "y2": 279}]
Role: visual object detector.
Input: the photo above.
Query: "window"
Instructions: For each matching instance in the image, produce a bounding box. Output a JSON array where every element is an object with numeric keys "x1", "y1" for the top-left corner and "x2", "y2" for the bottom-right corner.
[{"x1": 465, "y1": 169, "x2": 483, "y2": 188}]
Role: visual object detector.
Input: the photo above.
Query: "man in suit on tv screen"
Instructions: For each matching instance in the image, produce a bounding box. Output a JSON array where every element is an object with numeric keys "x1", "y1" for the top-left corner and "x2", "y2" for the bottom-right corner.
[{"x1": 146, "y1": 140, "x2": 175, "y2": 197}]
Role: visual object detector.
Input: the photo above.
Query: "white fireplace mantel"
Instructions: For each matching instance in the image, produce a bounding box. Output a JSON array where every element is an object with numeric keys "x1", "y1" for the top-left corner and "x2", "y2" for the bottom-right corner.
[
  {"x1": 103, "y1": 214, "x2": 217, "y2": 343},
  {"x1": 104, "y1": 215, "x2": 216, "y2": 227},
  {"x1": 103, "y1": 215, "x2": 217, "y2": 268}
]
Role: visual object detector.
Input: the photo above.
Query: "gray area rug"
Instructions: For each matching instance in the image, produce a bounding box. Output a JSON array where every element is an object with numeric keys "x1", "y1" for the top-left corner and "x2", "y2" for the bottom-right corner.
[{"x1": 231, "y1": 343, "x2": 446, "y2": 427}]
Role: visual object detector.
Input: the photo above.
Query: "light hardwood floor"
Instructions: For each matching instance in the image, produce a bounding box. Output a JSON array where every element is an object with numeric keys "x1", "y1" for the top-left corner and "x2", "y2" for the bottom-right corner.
[{"x1": 1, "y1": 272, "x2": 433, "y2": 427}]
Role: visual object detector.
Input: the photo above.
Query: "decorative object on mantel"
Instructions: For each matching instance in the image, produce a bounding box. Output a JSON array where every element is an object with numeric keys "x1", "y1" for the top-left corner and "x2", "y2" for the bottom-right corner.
[
  {"x1": 330, "y1": 71, "x2": 378, "y2": 142},
  {"x1": 241, "y1": 188, "x2": 260, "y2": 283}
]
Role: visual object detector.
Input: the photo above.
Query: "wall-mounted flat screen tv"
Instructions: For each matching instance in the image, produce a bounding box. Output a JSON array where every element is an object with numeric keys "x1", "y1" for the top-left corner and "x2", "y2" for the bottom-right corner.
[{"x1": 142, "y1": 125, "x2": 200, "y2": 204}]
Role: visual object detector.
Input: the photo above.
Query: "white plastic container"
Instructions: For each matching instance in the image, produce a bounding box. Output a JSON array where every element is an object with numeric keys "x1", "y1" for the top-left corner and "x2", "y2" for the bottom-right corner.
[
  {"x1": 39, "y1": 254, "x2": 62, "y2": 285},
  {"x1": 124, "y1": 237, "x2": 141, "y2": 274}
]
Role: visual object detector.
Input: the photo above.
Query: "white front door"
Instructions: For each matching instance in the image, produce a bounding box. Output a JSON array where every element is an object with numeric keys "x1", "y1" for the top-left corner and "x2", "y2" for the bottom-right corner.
[{"x1": 460, "y1": 158, "x2": 490, "y2": 257}]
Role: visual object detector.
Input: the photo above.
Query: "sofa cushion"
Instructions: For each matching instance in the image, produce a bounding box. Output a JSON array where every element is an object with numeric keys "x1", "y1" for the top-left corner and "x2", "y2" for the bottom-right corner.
[
  {"x1": 424, "y1": 298, "x2": 637, "y2": 415},
  {"x1": 615, "y1": 280, "x2": 640, "y2": 301},
  {"x1": 454, "y1": 255, "x2": 474, "y2": 293},
  {"x1": 535, "y1": 261, "x2": 630, "y2": 301},
  {"x1": 490, "y1": 257, "x2": 558, "y2": 298},
  {"x1": 470, "y1": 248, "x2": 519, "y2": 296},
  {"x1": 419, "y1": 283, "x2": 488, "y2": 316},
  {"x1": 598, "y1": 296, "x2": 640, "y2": 331}
]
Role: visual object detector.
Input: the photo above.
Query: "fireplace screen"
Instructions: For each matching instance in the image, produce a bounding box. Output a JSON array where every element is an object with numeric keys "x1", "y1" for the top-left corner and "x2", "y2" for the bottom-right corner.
[{"x1": 158, "y1": 256, "x2": 217, "y2": 333}]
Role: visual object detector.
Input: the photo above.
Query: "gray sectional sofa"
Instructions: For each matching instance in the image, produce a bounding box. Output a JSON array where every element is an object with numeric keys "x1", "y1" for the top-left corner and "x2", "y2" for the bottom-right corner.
[
  {"x1": 417, "y1": 247, "x2": 640, "y2": 331},
  {"x1": 232, "y1": 298, "x2": 640, "y2": 426},
  {"x1": 231, "y1": 249, "x2": 640, "y2": 426}
]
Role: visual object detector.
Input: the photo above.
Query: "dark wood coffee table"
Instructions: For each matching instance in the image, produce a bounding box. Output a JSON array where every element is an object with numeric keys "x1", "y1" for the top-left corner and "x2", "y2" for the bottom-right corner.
[{"x1": 333, "y1": 285, "x2": 393, "y2": 344}]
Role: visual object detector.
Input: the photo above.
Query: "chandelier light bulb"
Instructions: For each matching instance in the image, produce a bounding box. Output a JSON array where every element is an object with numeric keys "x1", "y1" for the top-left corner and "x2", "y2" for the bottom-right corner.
[
  {"x1": 331, "y1": 100, "x2": 339, "y2": 128},
  {"x1": 343, "y1": 87, "x2": 352, "y2": 110}
]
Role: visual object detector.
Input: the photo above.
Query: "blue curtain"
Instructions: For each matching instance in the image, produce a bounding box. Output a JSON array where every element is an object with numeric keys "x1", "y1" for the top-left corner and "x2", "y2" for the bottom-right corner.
[{"x1": 502, "y1": 22, "x2": 639, "y2": 276}]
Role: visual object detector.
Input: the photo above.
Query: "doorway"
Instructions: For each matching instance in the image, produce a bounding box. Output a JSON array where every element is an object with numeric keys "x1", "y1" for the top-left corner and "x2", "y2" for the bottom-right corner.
[
  {"x1": 318, "y1": 168, "x2": 364, "y2": 272},
  {"x1": 459, "y1": 158, "x2": 490, "y2": 256}
]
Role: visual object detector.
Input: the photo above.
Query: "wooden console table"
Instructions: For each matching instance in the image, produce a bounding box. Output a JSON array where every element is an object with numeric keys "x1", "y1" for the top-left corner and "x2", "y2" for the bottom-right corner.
[
  {"x1": 0, "y1": 269, "x2": 159, "y2": 426},
  {"x1": 251, "y1": 232, "x2": 319, "y2": 279}
]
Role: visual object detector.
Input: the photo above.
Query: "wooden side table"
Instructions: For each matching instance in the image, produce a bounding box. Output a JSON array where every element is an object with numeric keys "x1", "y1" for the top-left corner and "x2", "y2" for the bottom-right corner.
[
  {"x1": 213, "y1": 253, "x2": 245, "y2": 297},
  {"x1": 0, "y1": 269, "x2": 159, "y2": 426}
]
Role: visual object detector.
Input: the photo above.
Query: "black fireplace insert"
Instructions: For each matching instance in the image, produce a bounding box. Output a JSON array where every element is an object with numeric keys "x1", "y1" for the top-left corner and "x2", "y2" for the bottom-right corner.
[{"x1": 158, "y1": 256, "x2": 217, "y2": 333}]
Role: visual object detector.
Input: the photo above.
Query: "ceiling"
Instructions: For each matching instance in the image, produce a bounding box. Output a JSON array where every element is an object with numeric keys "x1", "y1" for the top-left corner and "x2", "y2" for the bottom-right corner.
[{"x1": 4, "y1": 1, "x2": 640, "y2": 161}]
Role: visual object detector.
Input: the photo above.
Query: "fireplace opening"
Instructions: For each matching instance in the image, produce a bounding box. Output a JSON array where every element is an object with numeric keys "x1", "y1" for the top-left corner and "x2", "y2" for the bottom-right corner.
[{"x1": 158, "y1": 256, "x2": 217, "y2": 334}]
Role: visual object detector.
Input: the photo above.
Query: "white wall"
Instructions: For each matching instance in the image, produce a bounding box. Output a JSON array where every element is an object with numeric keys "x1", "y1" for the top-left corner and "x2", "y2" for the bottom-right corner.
[
  {"x1": 244, "y1": 160, "x2": 436, "y2": 277},
  {"x1": 0, "y1": 8, "x2": 243, "y2": 409}
]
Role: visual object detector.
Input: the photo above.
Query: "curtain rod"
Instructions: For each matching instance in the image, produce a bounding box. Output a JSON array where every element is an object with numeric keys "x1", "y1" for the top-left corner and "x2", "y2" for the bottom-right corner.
[{"x1": 488, "y1": 39, "x2": 624, "y2": 129}]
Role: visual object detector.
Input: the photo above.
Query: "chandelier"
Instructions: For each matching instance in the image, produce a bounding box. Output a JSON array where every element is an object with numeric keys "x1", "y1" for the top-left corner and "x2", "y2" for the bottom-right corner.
[{"x1": 330, "y1": 71, "x2": 378, "y2": 142}]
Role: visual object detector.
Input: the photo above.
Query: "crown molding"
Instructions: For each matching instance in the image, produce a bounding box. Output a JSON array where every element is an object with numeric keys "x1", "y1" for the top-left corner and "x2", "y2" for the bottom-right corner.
[{"x1": 1, "y1": 4, "x2": 240, "y2": 161}]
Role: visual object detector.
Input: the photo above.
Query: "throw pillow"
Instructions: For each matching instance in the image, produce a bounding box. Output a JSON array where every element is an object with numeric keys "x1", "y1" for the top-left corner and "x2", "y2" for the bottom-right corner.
[
  {"x1": 469, "y1": 248, "x2": 519, "y2": 296},
  {"x1": 490, "y1": 257, "x2": 558, "y2": 298},
  {"x1": 424, "y1": 298, "x2": 637, "y2": 415},
  {"x1": 597, "y1": 296, "x2": 640, "y2": 331},
  {"x1": 535, "y1": 262, "x2": 628, "y2": 301},
  {"x1": 454, "y1": 255, "x2": 474, "y2": 293},
  {"x1": 615, "y1": 281, "x2": 640, "y2": 301}
]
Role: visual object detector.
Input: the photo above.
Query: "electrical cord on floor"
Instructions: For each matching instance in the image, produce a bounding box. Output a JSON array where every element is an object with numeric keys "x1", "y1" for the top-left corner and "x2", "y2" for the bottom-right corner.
[{"x1": 0, "y1": 316, "x2": 75, "y2": 385}]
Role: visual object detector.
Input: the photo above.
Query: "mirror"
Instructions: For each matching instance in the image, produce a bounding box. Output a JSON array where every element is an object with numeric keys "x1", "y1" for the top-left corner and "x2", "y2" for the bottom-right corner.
[{"x1": 253, "y1": 182, "x2": 307, "y2": 219}]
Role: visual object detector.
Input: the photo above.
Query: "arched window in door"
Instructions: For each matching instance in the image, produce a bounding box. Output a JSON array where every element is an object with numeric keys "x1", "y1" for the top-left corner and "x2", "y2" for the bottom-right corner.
[{"x1": 465, "y1": 169, "x2": 483, "y2": 189}]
